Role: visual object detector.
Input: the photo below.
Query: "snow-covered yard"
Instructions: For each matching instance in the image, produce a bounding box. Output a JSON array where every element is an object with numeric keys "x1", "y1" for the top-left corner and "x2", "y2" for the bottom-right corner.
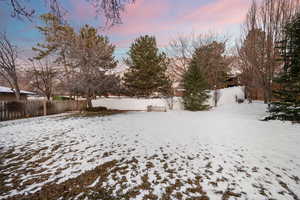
[{"x1": 0, "y1": 90, "x2": 300, "y2": 199}]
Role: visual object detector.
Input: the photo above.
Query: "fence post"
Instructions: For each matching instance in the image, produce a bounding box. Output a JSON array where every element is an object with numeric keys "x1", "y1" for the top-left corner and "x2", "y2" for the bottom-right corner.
[
  {"x1": 0, "y1": 102, "x2": 2, "y2": 121},
  {"x1": 43, "y1": 100, "x2": 47, "y2": 116}
]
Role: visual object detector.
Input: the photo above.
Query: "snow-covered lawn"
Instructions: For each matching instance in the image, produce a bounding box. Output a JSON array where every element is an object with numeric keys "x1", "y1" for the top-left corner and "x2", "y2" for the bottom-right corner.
[{"x1": 0, "y1": 101, "x2": 300, "y2": 199}]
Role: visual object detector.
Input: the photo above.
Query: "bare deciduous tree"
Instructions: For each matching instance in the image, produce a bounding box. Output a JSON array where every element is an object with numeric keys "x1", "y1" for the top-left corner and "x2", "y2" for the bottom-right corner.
[
  {"x1": 238, "y1": 0, "x2": 300, "y2": 104},
  {"x1": 237, "y1": 29, "x2": 269, "y2": 103},
  {"x1": 168, "y1": 36, "x2": 193, "y2": 82},
  {"x1": 195, "y1": 41, "x2": 230, "y2": 89},
  {"x1": 27, "y1": 58, "x2": 57, "y2": 100},
  {"x1": 168, "y1": 33, "x2": 229, "y2": 87},
  {"x1": 0, "y1": 32, "x2": 21, "y2": 100}
]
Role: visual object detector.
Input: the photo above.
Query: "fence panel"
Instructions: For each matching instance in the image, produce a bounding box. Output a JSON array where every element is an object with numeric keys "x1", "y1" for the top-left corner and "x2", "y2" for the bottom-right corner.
[{"x1": 0, "y1": 100, "x2": 87, "y2": 121}]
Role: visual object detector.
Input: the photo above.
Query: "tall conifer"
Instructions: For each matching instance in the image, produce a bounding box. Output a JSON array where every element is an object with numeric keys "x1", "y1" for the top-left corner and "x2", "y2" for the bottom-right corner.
[
  {"x1": 268, "y1": 13, "x2": 300, "y2": 121},
  {"x1": 183, "y1": 48, "x2": 210, "y2": 111},
  {"x1": 123, "y1": 35, "x2": 171, "y2": 97}
]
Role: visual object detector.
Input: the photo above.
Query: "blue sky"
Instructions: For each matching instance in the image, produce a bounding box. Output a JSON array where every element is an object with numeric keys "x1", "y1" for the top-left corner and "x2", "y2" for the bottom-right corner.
[{"x1": 0, "y1": 0, "x2": 252, "y2": 60}]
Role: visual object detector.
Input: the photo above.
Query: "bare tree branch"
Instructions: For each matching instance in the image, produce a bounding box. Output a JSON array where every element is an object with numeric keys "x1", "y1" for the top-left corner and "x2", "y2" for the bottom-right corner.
[
  {"x1": 27, "y1": 57, "x2": 57, "y2": 100},
  {"x1": 0, "y1": 32, "x2": 21, "y2": 100},
  {"x1": 238, "y1": 0, "x2": 300, "y2": 103},
  {"x1": 1, "y1": 0, "x2": 134, "y2": 25},
  {"x1": 167, "y1": 33, "x2": 229, "y2": 88}
]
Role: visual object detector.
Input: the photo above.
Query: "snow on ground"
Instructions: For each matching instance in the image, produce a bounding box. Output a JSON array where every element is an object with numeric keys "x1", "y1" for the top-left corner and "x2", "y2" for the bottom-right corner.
[
  {"x1": 210, "y1": 86, "x2": 245, "y2": 106},
  {"x1": 0, "y1": 87, "x2": 300, "y2": 199}
]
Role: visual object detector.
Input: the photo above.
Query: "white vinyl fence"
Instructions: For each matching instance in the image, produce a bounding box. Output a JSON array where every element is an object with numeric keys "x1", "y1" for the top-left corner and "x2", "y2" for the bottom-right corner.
[{"x1": 92, "y1": 87, "x2": 245, "y2": 111}]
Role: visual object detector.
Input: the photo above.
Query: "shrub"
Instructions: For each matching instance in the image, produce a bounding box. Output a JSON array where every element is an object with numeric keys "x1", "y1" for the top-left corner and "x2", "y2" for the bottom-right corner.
[{"x1": 85, "y1": 106, "x2": 108, "y2": 112}]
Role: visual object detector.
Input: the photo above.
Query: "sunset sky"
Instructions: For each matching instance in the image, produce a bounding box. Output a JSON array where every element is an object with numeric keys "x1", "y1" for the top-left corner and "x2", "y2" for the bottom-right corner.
[{"x1": 0, "y1": 0, "x2": 254, "y2": 60}]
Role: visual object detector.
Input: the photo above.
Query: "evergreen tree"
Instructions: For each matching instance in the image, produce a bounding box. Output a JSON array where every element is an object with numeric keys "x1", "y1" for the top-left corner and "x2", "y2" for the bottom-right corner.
[
  {"x1": 123, "y1": 35, "x2": 172, "y2": 97},
  {"x1": 182, "y1": 49, "x2": 210, "y2": 111},
  {"x1": 268, "y1": 13, "x2": 300, "y2": 121}
]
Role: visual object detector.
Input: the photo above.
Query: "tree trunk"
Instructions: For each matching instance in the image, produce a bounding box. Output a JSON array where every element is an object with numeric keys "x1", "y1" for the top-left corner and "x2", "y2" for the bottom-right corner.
[
  {"x1": 46, "y1": 88, "x2": 52, "y2": 101},
  {"x1": 13, "y1": 80, "x2": 21, "y2": 101},
  {"x1": 86, "y1": 96, "x2": 92, "y2": 108},
  {"x1": 247, "y1": 87, "x2": 253, "y2": 103},
  {"x1": 248, "y1": 97, "x2": 253, "y2": 103},
  {"x1": 267, "y1": 83, "x2": 272, "y2": 108},
  {"x1": 263, "y1": 90, "x2": 268, "y2": 104},
  {"x1": 244, "y1": 86, "x2": 248, "y2": 100}
]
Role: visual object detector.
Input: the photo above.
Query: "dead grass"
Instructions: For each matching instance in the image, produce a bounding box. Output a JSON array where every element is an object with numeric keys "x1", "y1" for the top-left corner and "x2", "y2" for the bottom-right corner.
[
  {"x1": 68, "y1": 110, "x2": 129, "y2": 118},
  {"x1": 1, "y1": 139, "x2": 299, "y2": 200},
  {"x1": 6, "y1": 160, "x2": 119, "y2": 200}
]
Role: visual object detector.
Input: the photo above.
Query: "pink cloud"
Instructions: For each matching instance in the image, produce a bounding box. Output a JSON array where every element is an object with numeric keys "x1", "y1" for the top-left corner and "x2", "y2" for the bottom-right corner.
[
  {"x1": 108, "y1": 0, "x2": 171, "y2": 35},
  {"x1": 68, "y1": 0, "x2": 97, "y2": 20},
  {"x1": 122, "y1": 0, "x2": 167, "y2": 19},
  {"x1": 181, "y1": 0, "x2": 251, "y2": 30},
  {"x1": 98, "y1": 0, "x2": 252, "y2": 49},
  {"x1": 108, "y1": 0, "x2": 250, "y2": 45}
]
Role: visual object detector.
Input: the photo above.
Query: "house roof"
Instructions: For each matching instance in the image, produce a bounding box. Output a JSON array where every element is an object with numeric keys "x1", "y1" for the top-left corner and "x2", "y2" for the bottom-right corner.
[{"x1": 0, "y1": 86, "x2": 35, "y2": 95}]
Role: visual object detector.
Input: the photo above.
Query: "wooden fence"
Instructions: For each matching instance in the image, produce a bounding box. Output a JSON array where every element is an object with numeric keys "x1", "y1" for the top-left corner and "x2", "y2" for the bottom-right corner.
[{"x1": 0, "y1": 100, "x2": 87, "y2": 121}]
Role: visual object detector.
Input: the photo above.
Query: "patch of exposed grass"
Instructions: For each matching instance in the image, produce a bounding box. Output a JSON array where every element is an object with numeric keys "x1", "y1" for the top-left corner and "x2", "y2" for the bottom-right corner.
[
  {"x1": 7, "y1": 160, "x2": 120, "y2": 200},
  {"x1": 67, "y1": 110, "x2": 129, "y2": 118}
]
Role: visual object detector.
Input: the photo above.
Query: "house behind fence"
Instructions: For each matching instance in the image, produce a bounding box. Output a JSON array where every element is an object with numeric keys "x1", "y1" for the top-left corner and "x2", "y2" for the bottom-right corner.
[
  {"x1": 0, "y1": 100, "x2": 87, "y2": 121},
  {"x1": 0, "y1": 86, "x2": 35, "y2": 101}
]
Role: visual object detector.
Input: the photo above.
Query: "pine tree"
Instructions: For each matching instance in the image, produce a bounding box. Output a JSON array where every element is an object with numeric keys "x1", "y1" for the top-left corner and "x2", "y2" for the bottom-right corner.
[
  {"x1": 268, "y1": 13, "x2": 300, "y2": 121},
  {"x1": 123, "y1": 35, "x2": 171, "y2": 97},
  {"x1": 182, "y1": 49, "x2": 210, "y2": 111}
]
